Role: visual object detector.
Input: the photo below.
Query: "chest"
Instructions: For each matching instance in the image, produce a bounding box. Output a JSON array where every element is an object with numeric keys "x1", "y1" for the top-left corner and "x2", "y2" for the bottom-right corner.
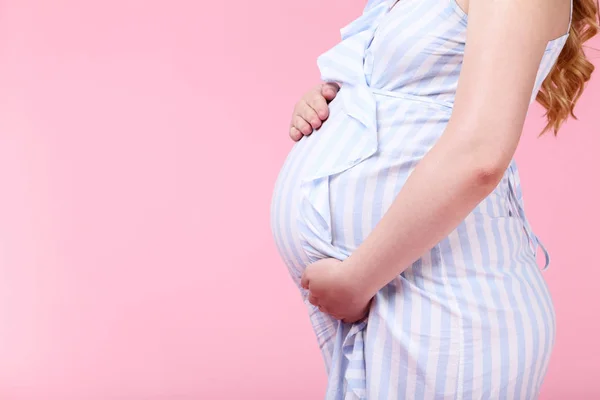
[{"x1": 364, "y1": 0, "x2": 468, "y2": 85}]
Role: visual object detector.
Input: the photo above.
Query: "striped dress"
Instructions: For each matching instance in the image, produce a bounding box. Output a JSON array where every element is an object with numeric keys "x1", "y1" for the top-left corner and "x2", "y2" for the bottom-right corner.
[{"x1": 270, "y1": 0, "x2": 571, "y2": 398}]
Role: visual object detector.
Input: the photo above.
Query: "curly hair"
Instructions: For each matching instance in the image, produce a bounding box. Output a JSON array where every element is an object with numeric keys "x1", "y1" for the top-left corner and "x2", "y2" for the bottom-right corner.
[{"x1": 537, "y1": 0, "x2": 600, "y2": 135}]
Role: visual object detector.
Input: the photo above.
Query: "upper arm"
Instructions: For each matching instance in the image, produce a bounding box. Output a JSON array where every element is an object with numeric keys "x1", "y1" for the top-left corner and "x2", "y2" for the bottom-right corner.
[{"x1": 445, "y1": 0, "x2": 565, "y2": 163}]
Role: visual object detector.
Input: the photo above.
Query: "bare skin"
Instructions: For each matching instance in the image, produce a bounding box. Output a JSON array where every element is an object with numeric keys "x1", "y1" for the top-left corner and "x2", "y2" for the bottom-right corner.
[
  {"x1": 288, "y1": 0, "x2": 570, "y2": 145},
  {"x1": 296, "y1": 0, "x2": 572, "y2": 323},
  {"x1": 288, "y1": 82, "x2": 340, "y2": 141}
]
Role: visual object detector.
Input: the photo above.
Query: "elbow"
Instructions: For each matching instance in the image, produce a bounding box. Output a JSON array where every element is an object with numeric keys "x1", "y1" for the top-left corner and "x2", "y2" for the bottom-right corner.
[
  {"x1": 470, "y1": 157, "x2": 507, "y2": 189},
  {"x1": 453, "y1": 141, "x2": 509, "y2": 189},
  {"x1": 445, "y1": 123, "x2": 517, "y2": 190}
]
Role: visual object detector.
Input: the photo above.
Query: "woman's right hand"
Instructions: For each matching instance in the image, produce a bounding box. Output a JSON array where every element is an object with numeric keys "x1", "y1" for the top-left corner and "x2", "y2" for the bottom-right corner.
[{"x1": 289, "y1": 82, "x2": 340, "y2": 141}]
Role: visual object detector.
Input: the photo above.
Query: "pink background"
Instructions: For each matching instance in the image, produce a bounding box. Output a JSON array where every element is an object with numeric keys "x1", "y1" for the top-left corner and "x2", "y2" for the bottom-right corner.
[{"x1": 0, "y1": 0, "x2": 598, "y2": 399}]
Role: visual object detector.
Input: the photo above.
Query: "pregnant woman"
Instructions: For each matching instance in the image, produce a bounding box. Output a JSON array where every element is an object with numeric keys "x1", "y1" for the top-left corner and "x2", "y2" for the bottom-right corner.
[{"x1": 270, "y1": 0, "x2": 598, "y2": 398}]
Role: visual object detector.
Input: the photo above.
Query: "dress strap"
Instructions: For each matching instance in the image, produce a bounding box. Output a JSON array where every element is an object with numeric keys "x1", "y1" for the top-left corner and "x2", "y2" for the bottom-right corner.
[
  {"x1": 568, "y1": 0, "x2": 574, "y2": 29},
  {"x1": 363, "y1": 0, "x2": 389, "y2": 13}
]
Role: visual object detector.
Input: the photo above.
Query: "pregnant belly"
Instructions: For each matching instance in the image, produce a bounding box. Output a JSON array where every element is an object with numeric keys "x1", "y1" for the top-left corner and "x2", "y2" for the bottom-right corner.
[{"x1": 270, "y1": 95, "x2": 452, "y2": 277}]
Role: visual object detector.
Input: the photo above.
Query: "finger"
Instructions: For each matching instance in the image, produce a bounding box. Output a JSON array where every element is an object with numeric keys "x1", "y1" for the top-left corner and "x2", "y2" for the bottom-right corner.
[
  {"x1": 306, "y1": 93, "x2": 330, "y2": 122},
  {"x1": 342, "y1": 316, "x2": 361, "y2": 324},
  {"x1": 289, "y1": 126, "x2": 303, "y2": 141},
  {"x1": 342, "y1": 311, "x2": 369, "y2": 324},
  {"x1": 293, "y1": 115, "x2": 313, "y2": 136},
  {"x1": 328, "y1": 312, "x2": 344, "y2": 320},
  {"x1": 308, "y1": 294, "x2": 319, "y2": 307},
  {"x1": 300, "y1": 273, "x2": 309, "y2": 290},
  {"x1": 299, "y1": 100, "x2": 323, "y2": 130},
  {"x1": 321, "y1": 82, "x2": 340, "y2": 102},
  {"x1": 318, "y1": 306, "x2": 343, "y2": 320},
  {"x1": 318, "y1": 304, "x2": 335, "y2": 316}
]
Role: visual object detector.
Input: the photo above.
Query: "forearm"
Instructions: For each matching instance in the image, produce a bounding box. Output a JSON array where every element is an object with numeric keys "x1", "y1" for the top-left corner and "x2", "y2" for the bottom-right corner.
[
  {"x1": 342, "y1": 0, "x2": 551, "y2": 296},
  {"x1": 344, "y1": 128, "x2": 509, "y2": 297}
]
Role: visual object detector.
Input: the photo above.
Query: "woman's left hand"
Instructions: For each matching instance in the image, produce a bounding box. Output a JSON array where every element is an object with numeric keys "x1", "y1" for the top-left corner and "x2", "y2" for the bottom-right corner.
[{"x1": 300, "y1": 258, "x2": 372, "y2": 323}]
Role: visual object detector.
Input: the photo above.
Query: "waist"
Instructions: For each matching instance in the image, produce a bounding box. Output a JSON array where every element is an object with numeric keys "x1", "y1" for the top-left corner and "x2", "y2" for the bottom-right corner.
[{"x1": 368, "y1": 87, "x2": 454, "y2": 111}]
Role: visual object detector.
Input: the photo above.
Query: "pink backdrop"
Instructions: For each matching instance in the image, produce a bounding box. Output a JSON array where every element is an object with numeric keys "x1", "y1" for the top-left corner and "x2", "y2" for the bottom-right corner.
[{"x1": 0, "y1": 1, "x2": 598, "y2": 399}]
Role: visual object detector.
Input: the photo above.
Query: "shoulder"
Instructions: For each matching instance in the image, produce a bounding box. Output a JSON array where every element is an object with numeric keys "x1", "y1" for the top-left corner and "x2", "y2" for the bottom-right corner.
[{"x1": 466, "y1": 0, "x2": 571, "y2": 44}]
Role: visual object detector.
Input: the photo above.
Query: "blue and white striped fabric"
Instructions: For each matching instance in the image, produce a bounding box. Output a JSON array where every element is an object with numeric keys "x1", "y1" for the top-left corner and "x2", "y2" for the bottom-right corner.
[{"x1": 270, "y1": 0, "x2": 571, "y2": 398}]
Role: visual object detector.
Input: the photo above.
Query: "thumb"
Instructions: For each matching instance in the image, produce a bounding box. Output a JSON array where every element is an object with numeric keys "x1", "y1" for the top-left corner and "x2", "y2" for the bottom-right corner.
[
  {"x1": 300, "y1": 271, "x2": 310, "y2": 290},
  {"x1": 321, "y1": 82, "x2": 340, "y2": 101}
]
